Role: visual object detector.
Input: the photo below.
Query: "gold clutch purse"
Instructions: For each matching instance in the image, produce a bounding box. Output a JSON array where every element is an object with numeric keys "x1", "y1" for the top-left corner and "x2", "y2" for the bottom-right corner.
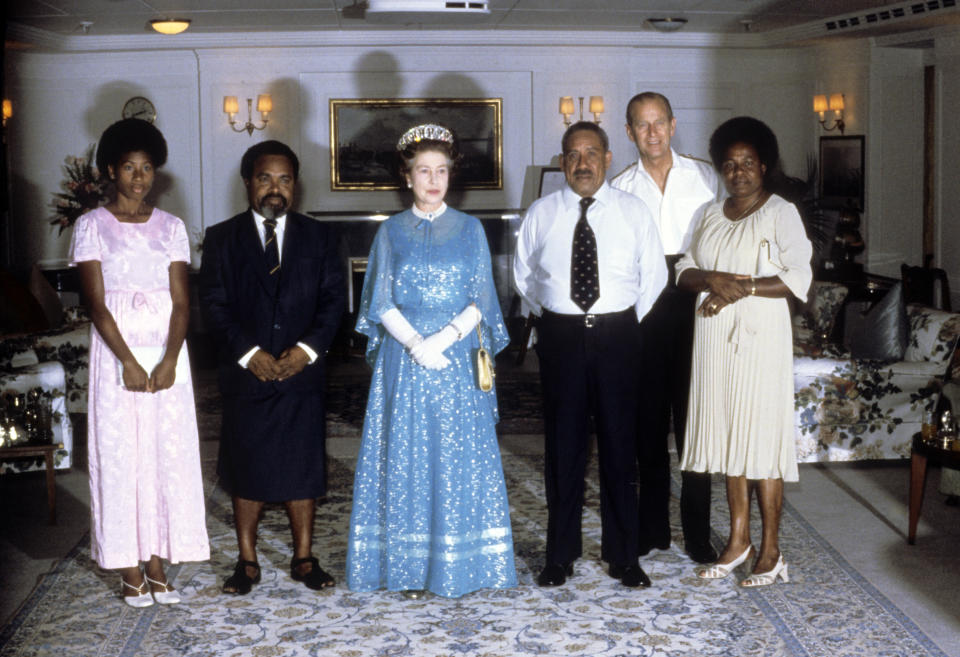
[{"x1": 475, "y1": 325, "x2": 494, "y2": 392}]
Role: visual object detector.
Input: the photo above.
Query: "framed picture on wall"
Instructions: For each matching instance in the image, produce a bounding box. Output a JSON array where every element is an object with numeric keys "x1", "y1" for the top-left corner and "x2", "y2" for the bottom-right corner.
[
  {"x1": 819, "y1": 135, "x2": 865, "y2": 210},
  {"x1": 329, "y1": 97, "x2": 502, "y2": 191},
  {"x1": 537, "y1": 167, "x2": 565, "y2": 198}
]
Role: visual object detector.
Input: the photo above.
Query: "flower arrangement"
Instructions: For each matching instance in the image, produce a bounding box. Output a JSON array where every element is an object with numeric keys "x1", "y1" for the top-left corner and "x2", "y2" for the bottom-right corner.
[{"x1": 49, "y1": 145, "x2": 109, "y2": 235}]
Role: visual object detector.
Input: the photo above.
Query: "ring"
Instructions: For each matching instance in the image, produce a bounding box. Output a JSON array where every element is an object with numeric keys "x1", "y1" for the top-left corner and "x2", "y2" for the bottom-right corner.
[{"x1": 710, "y1": 304, "x2": 717, "y2": 311}]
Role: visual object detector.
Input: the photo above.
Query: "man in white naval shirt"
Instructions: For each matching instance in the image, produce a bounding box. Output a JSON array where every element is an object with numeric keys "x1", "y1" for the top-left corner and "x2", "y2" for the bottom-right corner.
[
  {"x1": 611, "y1": 92, "x2": 723, "y2": 564},
  {"x1": 514, "y1": 121, "x2": 666, "y2": 588}
]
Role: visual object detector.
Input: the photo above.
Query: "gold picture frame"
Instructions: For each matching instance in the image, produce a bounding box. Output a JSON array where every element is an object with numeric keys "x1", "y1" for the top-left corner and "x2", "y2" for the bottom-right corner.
[{"x1": 329, "y1": 97, "x2": 503, "y2": 191}]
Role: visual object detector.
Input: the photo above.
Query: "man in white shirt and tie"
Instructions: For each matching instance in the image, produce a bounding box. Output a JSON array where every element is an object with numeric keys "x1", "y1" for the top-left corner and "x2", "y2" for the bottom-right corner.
[
  {"x1": 611, "y1": 92, "x2": 724, "y2": 564},
  {"x1": 514, "y1": 122, "x2": 666, "y2": 588}
]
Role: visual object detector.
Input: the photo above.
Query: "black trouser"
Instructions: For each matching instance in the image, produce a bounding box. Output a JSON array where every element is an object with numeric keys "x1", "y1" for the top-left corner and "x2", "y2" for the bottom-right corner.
[
  {"x1": 636, "y1": 260, "x2": 712, "y2": 550},
  {"x1": 536, "y1": 308, "x2": 641, "y2": 567}
]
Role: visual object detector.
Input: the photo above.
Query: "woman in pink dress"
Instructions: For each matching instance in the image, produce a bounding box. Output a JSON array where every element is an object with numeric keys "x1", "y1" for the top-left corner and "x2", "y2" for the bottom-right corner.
[{"x1": 70, "y1": 119, "x2": 209, "y2": 607}]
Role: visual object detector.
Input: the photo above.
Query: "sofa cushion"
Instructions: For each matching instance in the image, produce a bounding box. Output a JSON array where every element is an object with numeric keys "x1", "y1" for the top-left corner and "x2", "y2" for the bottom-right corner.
[
  {"x1": 904, "y1": 303, "x2": 960, "y2": 365},
  {"x1": 843, "y1": 281, "x2": 907, "y2": 361},
  {"x1": 794, "y1": 280, "x2": 849, "y2": 338}
]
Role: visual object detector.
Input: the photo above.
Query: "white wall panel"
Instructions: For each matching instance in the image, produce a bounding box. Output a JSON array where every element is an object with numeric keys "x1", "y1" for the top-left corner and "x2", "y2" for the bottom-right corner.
[{"x1": 3, "y1": 35, "x2": 941, "y2": 280}]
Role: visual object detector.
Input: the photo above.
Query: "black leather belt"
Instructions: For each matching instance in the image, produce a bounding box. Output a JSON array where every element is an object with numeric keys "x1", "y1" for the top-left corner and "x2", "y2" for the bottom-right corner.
[{"x1": 541, "y1": 308, "x2": 633, "y2": 328}]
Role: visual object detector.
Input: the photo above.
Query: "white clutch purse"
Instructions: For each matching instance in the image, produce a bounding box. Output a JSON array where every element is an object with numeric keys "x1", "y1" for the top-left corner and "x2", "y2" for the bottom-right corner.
[
  {"x1": 756, "y1": 238, "x2": 788, "y2": 278},
  {"x1": 116, "y1": 345, "x2": 190, "y2": 386}
]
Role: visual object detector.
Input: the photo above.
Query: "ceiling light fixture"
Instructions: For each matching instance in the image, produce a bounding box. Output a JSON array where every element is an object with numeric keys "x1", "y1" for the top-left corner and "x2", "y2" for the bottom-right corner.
[
  {"x1": 150, "y1": 19, "x2": 191, "y2": 35},
  {"x1": 647, "y1": 17, "x2": 688, "y2": 33}
]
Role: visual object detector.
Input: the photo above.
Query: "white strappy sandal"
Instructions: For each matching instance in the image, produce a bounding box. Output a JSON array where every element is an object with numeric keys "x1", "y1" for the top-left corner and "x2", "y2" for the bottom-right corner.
[
  {"x1": 696, "y1": 544, "x2": 754, "y2": 579},
  {"x1": 145, "y1": 574, "x2": 182, "y2": 604},
  {"x1": 122, "y1": 578, "x2": 155, "y2": 608},
  {"x1": 740, "y1": 554, "x2": 789, "y2": 587}
]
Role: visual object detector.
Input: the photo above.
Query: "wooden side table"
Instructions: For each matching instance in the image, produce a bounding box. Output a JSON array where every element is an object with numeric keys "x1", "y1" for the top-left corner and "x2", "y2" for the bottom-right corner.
[
  {"x1": 908, "y1": 433, "x2": 960, "y2": 544},
  {"x1": 0, "y1": 442, "x2": 64, "y2": 524}
]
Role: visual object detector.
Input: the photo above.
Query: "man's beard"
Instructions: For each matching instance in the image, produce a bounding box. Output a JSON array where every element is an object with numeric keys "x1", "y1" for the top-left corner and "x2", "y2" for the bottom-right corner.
[{"x1": 259, "y1": 194, "x2": 288, "y2": 220}]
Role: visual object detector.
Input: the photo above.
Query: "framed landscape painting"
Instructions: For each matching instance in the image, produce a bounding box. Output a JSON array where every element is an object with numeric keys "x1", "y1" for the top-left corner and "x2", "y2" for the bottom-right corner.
[
  {"x1": 819, "y1": 135, "x2": 865, "y2": 210},
  {"x1": 330, "y1": 98, "x2": 502, "y2": 191}
]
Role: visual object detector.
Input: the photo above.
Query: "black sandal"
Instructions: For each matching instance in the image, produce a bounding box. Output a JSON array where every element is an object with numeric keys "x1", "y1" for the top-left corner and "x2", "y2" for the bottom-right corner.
[
  {"x1": 223, "y1": 559, "x2": 261, "y2": 595},
  {"x1": 290, "y1": 556, "x2": 335, "y2": 590}
]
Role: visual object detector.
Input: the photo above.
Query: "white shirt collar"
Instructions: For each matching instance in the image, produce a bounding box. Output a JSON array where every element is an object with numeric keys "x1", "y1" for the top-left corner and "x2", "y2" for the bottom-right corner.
[
  {"x1": 561, "y1": 180, "x2": 611, "y2": 210},
  {"x1": 251, "y1": 208, "x2": 287, "y2": 228},
  {"x1": 635, "y1": 147, "x2": 690, "y2": 178},
  {"x1": 411, "y1": 202, "x2": 447, "y2": 221}
]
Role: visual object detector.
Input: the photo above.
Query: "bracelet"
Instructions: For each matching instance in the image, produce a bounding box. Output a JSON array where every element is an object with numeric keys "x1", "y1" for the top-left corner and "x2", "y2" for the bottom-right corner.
[
  {"x1": 406, "y1": 334, "x2": 424, "y2": 351},
  {"x1": 749, "y1": 278, "x2": 757, "y2": 296}
]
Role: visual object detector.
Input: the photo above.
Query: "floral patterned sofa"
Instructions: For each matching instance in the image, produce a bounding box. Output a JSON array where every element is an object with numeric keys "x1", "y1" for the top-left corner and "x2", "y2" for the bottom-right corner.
[
  {"x1": 792, "y1": 281, "x2": 960, "y2": 462},
  {"x1": 0, "y1": 308, "x2": 90, "y2": 473},
  {"x1": 0, "y1": 306, "x2": 90, "y2": 414}
]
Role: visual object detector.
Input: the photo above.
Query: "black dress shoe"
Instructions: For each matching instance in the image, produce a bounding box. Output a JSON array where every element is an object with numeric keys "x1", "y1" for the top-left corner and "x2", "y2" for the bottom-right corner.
[
  {"x1": 291, "y1": 556, "x2": 336, "y2": 590},
  {"x1": 223, "y1": 559, "x2": 261, "y2": 595},
  {"x1": 537, "y1": 563, "x2": 573, "y2": 587},
  {"x1": 685, "y1": 541, "x2": 719, "y2": 564},
  {"x1": 609, "y1": 563, "x2": 652, "y2": 588}
]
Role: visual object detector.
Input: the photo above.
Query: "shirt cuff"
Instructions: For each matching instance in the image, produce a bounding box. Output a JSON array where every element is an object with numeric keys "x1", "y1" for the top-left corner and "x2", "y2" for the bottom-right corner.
[
  {"x1": 297, "y1": 341, "x2": 318, "y2": 364},
  {"x1": 238, "y1": 346, "x2": 260, "y2": 368}
]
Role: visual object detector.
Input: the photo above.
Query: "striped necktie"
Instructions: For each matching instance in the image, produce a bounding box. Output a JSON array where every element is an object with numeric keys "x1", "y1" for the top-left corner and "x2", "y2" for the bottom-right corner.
[
  {"x1": 570, "y1": 196, "x2": 598, "y2": 312},
  {"x1": 263, "y1": 218, "x2": 280, "y2": 276}
]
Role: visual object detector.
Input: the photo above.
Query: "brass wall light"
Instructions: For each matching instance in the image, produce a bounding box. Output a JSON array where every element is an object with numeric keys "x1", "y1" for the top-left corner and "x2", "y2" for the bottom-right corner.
[
  {"x1": 224, "y1": 95, "x2": 272, "y2": 136},
  {"x1": 559, "y1": 95, "x2": 604, "y2": 126},
  {"x1": 814, "y1": 93, "x2": 845, "y2": 134}
]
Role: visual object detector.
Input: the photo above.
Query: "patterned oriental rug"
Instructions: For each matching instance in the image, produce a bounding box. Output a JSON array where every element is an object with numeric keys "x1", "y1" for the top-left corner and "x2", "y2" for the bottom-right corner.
[{"x1": 0, "y1": 369, "x2": 949, "y2": 657}]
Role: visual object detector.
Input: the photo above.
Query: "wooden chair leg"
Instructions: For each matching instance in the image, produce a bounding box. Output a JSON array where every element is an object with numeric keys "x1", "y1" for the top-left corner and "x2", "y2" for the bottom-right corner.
[
  {"x1": 43, "y1": 449, "x2": 57, "y2": 525},
  {"x1": 908, "y1": 451, "x2": 927, "y2": 545}
]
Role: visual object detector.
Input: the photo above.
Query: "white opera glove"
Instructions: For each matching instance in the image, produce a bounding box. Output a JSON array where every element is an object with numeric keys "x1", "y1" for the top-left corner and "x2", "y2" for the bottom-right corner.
[
  {"x1": 409, "y1": 325, "x2": 456, "y2": 370},
  {"x1": 447, "y1": 304, "x2": 482, "y2": 341},
  {"x1": 411, "y1": 344, "x2": 452, "y2": 370},
  {"x1": 408, "y1": 305, "x2": 481, "y2": 370},
  {"x1": 380, "y1": 307, "x2": 422, "y2": 349}
]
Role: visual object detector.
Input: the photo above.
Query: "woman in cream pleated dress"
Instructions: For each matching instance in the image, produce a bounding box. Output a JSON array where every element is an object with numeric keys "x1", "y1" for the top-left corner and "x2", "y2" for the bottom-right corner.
[{"x1": 677, "y1": 116, "x2": 811, "y2": 587}]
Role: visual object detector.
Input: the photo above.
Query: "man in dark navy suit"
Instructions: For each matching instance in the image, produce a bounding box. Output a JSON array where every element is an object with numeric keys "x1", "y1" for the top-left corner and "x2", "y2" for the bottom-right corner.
[{"x1": 200, "y1": 140, "x2": 345, "y2": 594}]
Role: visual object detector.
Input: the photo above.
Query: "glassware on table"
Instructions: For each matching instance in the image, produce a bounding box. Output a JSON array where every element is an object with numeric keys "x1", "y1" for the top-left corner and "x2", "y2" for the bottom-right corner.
[
  {"x1": 938, "y1": 410, "x2": 957, "y2": 449},
  {"x1": 921, "y1": 408, "x2": 938, "y2": 443}
]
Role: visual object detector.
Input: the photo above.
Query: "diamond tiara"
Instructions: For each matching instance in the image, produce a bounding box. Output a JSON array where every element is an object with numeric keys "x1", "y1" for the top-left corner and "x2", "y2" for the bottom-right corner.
[{"x1": 396, "y1": 124, "x2": 454, "y2": 150}]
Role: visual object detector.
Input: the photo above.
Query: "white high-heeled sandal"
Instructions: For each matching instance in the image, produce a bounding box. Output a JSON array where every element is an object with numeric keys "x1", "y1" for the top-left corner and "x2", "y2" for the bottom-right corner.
[
  {"x1": 696, "y1": 544, "x2": 754, "y2": 579},
  {"x1": 145, "y1": 574, "x2": 182, "y2": 604},
  {"x1": 740, "y1": 554, "x2": 789, "y2": 587},
  {"x1": 122, "y1": 578, "x2": 155, "y2": 608}
]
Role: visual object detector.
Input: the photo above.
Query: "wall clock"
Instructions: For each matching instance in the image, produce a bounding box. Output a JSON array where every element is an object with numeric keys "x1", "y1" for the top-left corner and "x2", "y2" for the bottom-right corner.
[{"x1": 121, "y1": 96, "x2": 157, "y2": 123}]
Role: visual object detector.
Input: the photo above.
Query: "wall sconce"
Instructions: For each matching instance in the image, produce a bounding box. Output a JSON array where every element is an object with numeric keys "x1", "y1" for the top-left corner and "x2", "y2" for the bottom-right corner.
[
  {"x1": 559, "y1": 95, "x2": 604, "y2": 127},
  {"x1": 224, "y1": 94, "x2": 272, "y2": 136},
  {"x1": 2, "y1": 99, "x2": 11, "y2": 128},
  {"x1": 814, "y1": 93, "x2": 845, "y2": 134}
]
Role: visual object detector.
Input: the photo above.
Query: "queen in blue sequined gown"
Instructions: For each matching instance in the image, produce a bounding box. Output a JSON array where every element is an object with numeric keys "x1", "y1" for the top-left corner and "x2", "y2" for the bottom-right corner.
[
  {"x1": 346, "y1": 206, "x2": 517, "y2": 597},
  {"x1": 346, "y1": 129, "x2": 516, "y2": 598}
]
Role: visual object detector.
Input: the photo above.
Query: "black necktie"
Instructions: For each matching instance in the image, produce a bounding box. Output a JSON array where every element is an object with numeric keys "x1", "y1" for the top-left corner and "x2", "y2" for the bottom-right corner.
[
  {"x1": 263, "y1": 218, "x2": 280, "y2": 276},
  {"x1": 570, "y1": 196, "x2": 599, "y2": 312}
]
